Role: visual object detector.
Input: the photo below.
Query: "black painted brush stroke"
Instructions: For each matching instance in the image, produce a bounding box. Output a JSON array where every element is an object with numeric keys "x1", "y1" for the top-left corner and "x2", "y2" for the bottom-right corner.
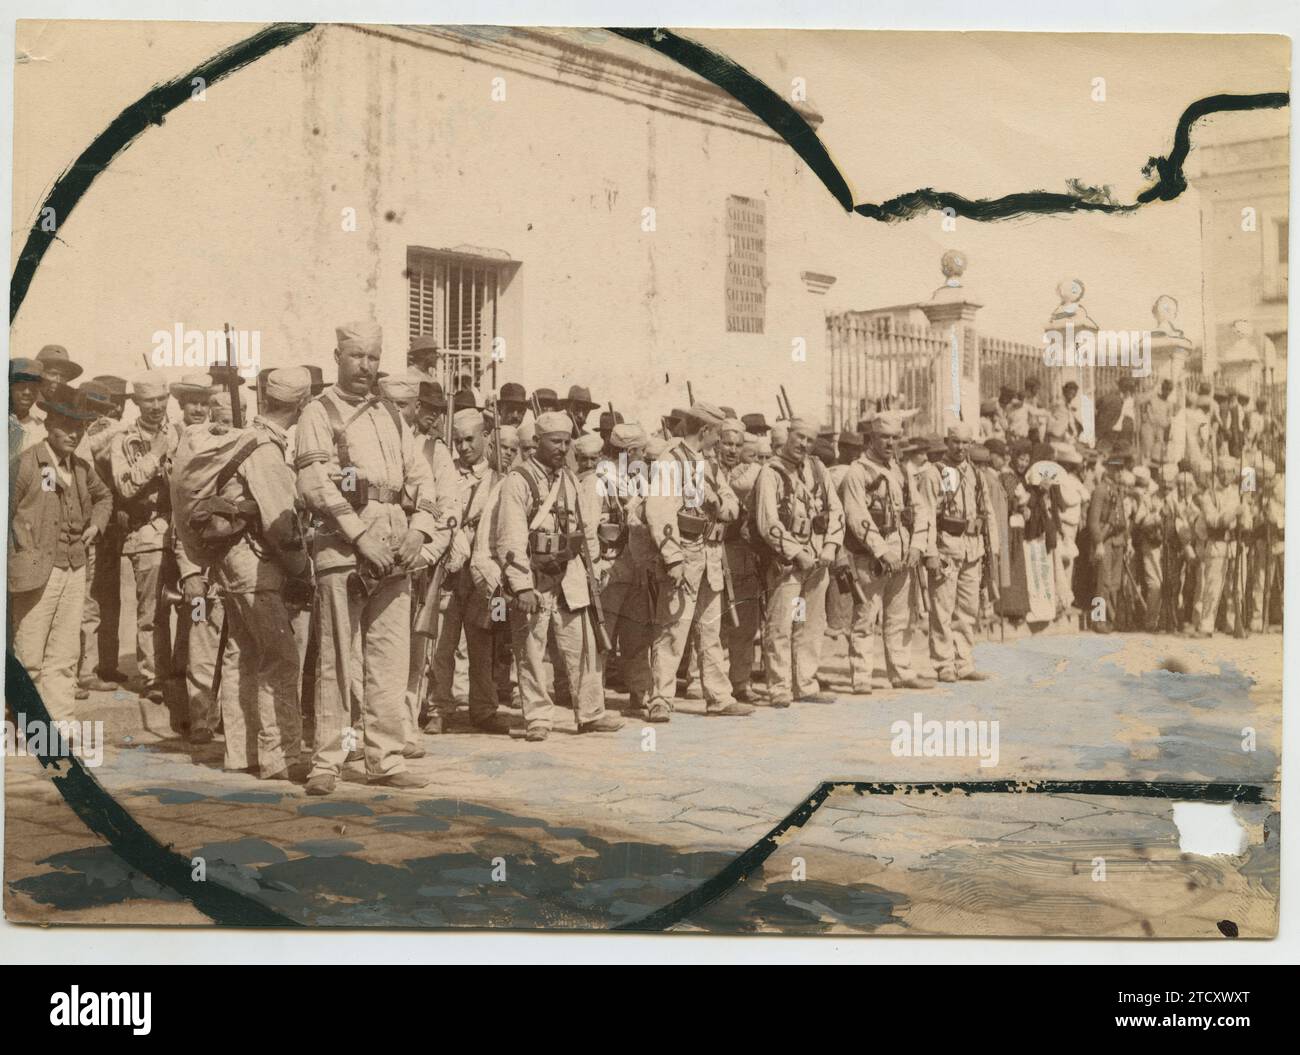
[
  {"x1": 615, "y1": 778, "x2": 1267, "y2": 932},
  {"x1": 4, "y1": 652, "x2": 298, "y2": 926},
  {"x1": 611, "y1": 27, "x2": 1289, "y2": 224},
  {"x1": 9, "y1": 21, "x2": 316, "y2": 323}
]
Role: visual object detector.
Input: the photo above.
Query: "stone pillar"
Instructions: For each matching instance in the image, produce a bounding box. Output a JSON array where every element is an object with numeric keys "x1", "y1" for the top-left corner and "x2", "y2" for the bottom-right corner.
[{"x1": 919, "y1": 250, "x2": 982, "y2": 430}]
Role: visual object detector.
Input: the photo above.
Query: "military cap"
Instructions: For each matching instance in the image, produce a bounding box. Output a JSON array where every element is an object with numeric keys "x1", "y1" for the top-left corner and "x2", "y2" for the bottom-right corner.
[
  {"x1": 131, "y1": 376, "x2": 169, "y2": 400},
  {"x1": 946, "y1": 421, "x2": 975, "y2": 441},
  {"x1": 265, "y1": 367, "x2": 312, "y2": 404},
  {"x1": 681, "y1": 401, "x2": 726, "y2": 427},
  {"x1": 720, "y1": 406, "x2": 738, "y2": 419},
  {"x1": 870, "y1": 416, "x2": 903, "y2": 437},
  {"x1": 717, "y1": 417, "x2": 746, "y2": 437},
  {"x1": 574, "y1": 432, "x2": 604, "y2": 457},
  {"x1": 611, "y1": 422, "x2": 647, "y2": 448},
  {"x1": 380, "y1": 374, "x2": 419, "y2": 401},
  {"x1": 536, "y1": 411, "x2": 572, "y2": 436},
  {"x1": 517, "y1": 420, "x2": 537, "y2": 445},
  {"x1": 336, "y1": 319, "x2": 382, "y2": 354}
]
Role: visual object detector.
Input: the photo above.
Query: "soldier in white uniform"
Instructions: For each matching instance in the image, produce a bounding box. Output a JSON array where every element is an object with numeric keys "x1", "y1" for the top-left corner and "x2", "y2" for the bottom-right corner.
[
  {"x1": 295, "y1": 319, "x2": 443, "y2": 795},
  {"x1": 642, "y1": 402, "x2": 752, "y2": 722},
  {"x1": 752, "y1": 417, "x2": 845, "y2": 707},
  {"x1": 927, "y1": 422, "x2": 992, "y2": 682}
]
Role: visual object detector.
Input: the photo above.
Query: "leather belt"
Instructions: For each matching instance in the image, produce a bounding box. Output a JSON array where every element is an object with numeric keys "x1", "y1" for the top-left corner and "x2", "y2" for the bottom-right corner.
[{"x1": 365, "y1": 484, "x2": 401, "y2": 505}]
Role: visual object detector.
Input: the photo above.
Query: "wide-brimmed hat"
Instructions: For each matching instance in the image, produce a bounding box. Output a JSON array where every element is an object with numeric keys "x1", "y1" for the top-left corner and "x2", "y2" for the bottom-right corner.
[
  {"x1": 419, "y1": 381, "x2": 447, "y2": 410},
  {"x1": 532, "y1": 388, "x2": 560, "y2": 410},
  {"x1": 78, "y1": 381, "x2": 118, "y2": 419},
  {"x1": 409, "y1": 333, "x2": 441, "y2": 360},
  {"x1": 741, "y1": 412, "x2": 769, "y2": 435},
  {"x1": 170, "y1": 372, "x2": 216, "y2": 401},
  {"x1": 300, "y1": 365, "x2": 326, "y2": 395},
  {"x1": 451, "y1": 389, "x2": 478, "y2": 412},
  {"x1": 498, "y1": 382, "x2": 527, "y2": 407},
  {"x1": 37, "y1": 344, "x2": 83, "y2": 382},
  {"x1": 563, "y1": 385, "x2": 599, "y2": 412},
  {"x1": 90, "y1": 374, "x2": 129, "y2": 402},
  {"x1": 9, "y1": 358, "x2": 44, "y2": 383},
  {"x1": 37, "y1": 381, "x2": 98, "y2": 422}
]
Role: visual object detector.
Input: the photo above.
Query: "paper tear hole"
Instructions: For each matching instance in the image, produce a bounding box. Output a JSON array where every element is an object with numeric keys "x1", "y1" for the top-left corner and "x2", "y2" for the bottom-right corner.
[{"x1": 1172, "y1": 803, "x2": 1246, "y2": 856}]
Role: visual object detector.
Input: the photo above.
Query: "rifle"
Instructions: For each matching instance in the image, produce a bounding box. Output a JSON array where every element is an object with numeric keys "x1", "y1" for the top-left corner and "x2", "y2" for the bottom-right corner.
[
  {"x1": 719, "y1": 532, "x2": 743, "y2": 628},
  {"x1": 780, "y1": 385, "x2": 794, "y2": 419},
  {"x1": 492, "y1": 396, "x2": 503, "y2": 473},
  {"x1": 568, "y1": 471, "x2": 611, "y2": 653},
  {"x1": 221, "y1": 323, "x2": 244, "y2": 429},
  {"x1": 687, "y1": 381, "x2": 695, "y2": 406}
]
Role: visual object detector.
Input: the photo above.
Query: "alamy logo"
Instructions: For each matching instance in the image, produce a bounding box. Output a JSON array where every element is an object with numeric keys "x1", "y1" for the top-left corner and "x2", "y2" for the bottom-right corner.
[
  {"x1": 890, "y1": 711, "x2": 999, "y2": 768},
  {"x1": 49, "y1": 987, "x2": 151, "y2": 1034},
  {"x1": 150, "y1": 322, "x2": 261, "y2": 378}
]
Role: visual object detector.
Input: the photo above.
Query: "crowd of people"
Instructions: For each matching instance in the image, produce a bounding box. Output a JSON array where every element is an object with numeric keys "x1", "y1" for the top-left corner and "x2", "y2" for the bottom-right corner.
[{"x1": 7, "y1": 325, "x2": 1286, "y2": 796}]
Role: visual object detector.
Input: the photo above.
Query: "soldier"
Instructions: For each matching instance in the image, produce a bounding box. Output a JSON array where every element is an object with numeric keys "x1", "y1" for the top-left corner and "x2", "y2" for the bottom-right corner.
[
  {"x1": 1193, "y1": 458, "x2": 1242, "y2": 638},
  {"x1": 9, "y1": 385, "x2": 112, "y2": 723},
  {"x1": 640, "y1": 403, "x2": 752, "y2": 722},
  {"x1": 9, "y1": 358, "x2": 46, "y2": 459},
  {"x1": 408, "y1": 333, "x2": 441, "y2": 385},
  {"x1": 753, "y1": 417, "x2": 844, "y2": 706},
  {"x1": 1086, "y1": 450, "x2": 1130, "y2": 634},
  {"x1": 1161, "y1": 466, "x2": 1200, "y2": 632},
  {"x1": 180, "y1": 368, "x2": 312, "y2": 778},
  {"x1": 714, "y1": 418, "x2": 762, "y2": 702},
  {"x1": 491, "y1": 411, "x2": 624, "y2": 741},
  {"x1": 406, "y1": 377, "x2": 460, "y2": 728},
  {"x1": 75, "y1": 381, "x2": 127, "y2": 694},
  {"x1": 35, "y1": 345, "x2": 83, "y2": 406},
  {"x1": 108, "y1": 376, "x2": 180, "y2": 704},
  {"x1": 491, "y1": 424, "x2": 520, "y2": 472},
  {"x1": 573, "y1": 432, "x2": 604, "y2": 476},
  {"x1": 840, "y1": 417, "x2": 934, "y2": 692},
  {"x1": 295, "y1": 319, "x2": 442, "y2": 795},
  {"x1": 493, "y1": 383, "x2": 528, "y2": 428},
  {"x1": 1131, "y1": 464, "x2": 1164, "y2": 630},
  {"x1": 597, "y1": 422, "x2": 656, "y2": 708},
  {"x1": 169, "y1": 374, "x2": 230, "y2": 743},
  {"x1": 928, "y1": 422, "x2": 992, "y2": 680},
  {"x1": 516, "y1": 419, "x2": 538, "y2": 462},
  {"x1": 597, "y1": 410, "x2": 624, "y2": 457},
  {"x1": 425, "y1": 408, "x2": 513, "y2": 736}
]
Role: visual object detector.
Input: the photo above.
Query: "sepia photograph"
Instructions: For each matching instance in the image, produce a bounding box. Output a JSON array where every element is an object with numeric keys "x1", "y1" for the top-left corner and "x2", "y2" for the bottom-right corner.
[{"x1": 1, "y1": 3, "x2": 1295, "y2": 967}]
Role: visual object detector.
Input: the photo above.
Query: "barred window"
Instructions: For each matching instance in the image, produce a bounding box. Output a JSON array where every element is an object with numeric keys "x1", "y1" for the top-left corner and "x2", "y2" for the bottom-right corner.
[{"x1": 407, "y1": 247, "x2": 502, "y2": 389}]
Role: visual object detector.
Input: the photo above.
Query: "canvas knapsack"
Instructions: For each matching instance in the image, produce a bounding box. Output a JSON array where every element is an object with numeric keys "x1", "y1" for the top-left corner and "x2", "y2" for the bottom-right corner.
[{"x1": 170, "y1": 423, "x2": 265, "y2": 565}]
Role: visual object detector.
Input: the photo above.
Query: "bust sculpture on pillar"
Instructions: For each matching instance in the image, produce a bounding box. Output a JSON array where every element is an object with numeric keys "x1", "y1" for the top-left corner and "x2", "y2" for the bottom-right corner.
[
  {"x1": 921, "y1": 251, "x2": 983, "y2": 428},
  {"x1": 1042, "y1": 278, "x2": 1099, "y2": 445},
  {"x1": 1148, "y1": 294, "x2": 1193, "y2": 393}
]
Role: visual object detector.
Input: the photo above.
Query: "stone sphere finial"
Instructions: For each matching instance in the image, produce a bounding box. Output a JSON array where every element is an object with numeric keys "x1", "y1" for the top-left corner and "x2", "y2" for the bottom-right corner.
[{"x1": 940, "y1": 249, "x2": 967, "y2": 286}]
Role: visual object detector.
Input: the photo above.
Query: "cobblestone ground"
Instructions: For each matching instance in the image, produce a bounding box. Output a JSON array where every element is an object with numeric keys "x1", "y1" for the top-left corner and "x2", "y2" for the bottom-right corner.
[{"x1": 4, "y1": 627, "x2": 1281, "y2": 935}]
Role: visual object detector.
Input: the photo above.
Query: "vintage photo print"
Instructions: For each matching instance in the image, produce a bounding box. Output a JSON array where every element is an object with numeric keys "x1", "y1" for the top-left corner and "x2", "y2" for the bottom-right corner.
[{"x1": 3, "y1": 18, "x2": 1290, "y2": 940}]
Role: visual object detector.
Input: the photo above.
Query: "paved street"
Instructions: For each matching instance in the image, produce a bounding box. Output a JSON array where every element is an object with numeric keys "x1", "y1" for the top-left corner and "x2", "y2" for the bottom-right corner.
[{"x1": 4, "y1": 629, "x2": 1281, "y2": 935}]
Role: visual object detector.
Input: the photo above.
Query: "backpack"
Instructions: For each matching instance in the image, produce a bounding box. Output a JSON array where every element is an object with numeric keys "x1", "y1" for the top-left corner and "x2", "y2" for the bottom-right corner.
[{"x1": 171, "y1": 423, "x2": 265, "y2": 565}]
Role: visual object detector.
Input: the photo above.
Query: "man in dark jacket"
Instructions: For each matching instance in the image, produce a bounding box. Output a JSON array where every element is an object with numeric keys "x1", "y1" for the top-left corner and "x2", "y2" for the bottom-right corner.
[{"x1": 9, "y1": 384, "x2": 111, "y2": 720}]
